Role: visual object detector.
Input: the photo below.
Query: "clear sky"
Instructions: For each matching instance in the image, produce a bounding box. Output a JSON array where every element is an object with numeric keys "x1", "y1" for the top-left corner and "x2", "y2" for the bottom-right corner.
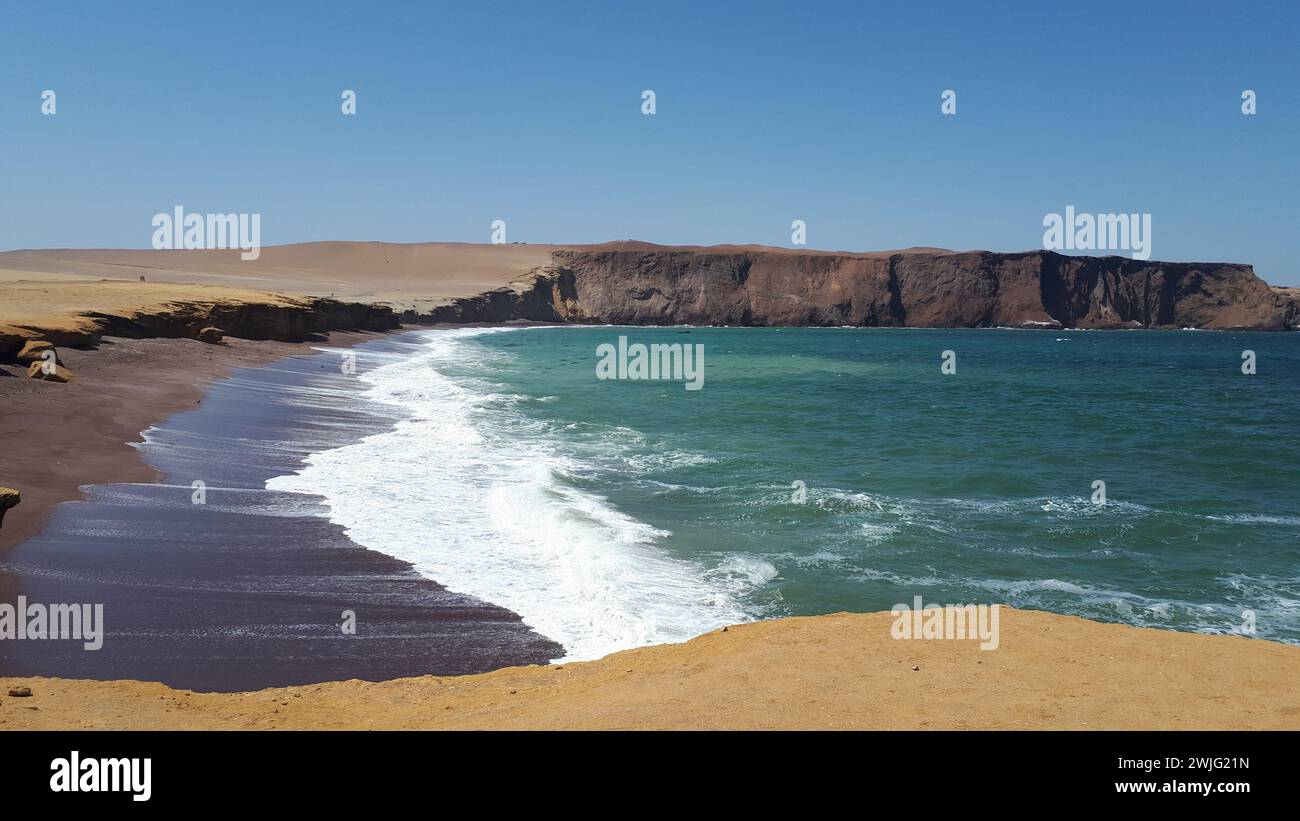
[{"x1": 2, "y1": 1, "x2": 1298, "y2": 283}]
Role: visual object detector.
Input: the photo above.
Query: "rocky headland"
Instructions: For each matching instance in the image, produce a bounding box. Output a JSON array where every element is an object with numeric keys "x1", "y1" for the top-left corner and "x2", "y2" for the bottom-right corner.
[{"x1": 418, "y1": 247, "x2": 1299, "y2": 331}]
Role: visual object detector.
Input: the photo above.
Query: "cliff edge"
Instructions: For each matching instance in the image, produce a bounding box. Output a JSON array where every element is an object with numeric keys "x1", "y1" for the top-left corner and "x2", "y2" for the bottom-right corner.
[{"x1": 423, "y1": 248, "x2": 1296, "y2": 330}]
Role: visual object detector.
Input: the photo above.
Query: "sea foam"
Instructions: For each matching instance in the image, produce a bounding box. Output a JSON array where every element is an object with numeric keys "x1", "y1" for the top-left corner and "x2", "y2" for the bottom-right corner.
[{"x1": 266, "y1": 328, "x2": 752, "y2": 661}]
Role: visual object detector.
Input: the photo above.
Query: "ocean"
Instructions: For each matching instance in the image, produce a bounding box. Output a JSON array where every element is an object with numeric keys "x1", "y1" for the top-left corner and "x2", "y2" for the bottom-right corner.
[{"x1": 266, "y1": 326, "x2": 1300, "y2": 661}]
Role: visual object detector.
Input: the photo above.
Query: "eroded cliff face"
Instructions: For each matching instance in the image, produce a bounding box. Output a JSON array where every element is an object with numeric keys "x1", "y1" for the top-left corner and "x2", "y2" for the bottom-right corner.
[
  {"x1": 1271, "y1": 286, "x2": 1300, "y2": 329},
  {"x1": 524, "y1": 249, "x2": 1292, "y2": 330},
  {"x1": 402, "y1": 270, "x2": 590, "y2": 325},
  {"x1": 0, "y1": 295, "x2": 397, "y2": 360}
]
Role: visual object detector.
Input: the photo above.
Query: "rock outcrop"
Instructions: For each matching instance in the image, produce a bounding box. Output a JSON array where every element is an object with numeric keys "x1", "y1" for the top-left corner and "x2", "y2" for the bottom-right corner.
[
  {"x1": 1, "y1": 295, "x2": 398, "y2": 362},
  {"x1": 402, "y1": 270, "x2": 589, "y2": 324},
  {"x1": 16, "y1": 340, "x2": 59, "y2": 364},
  {"x1": 27, "y1": 361, "x2": 73, "y2": 382},
  {"x1": 196, "y1": 327, "x2": 225, "y2": 344},
  {"x1": 412, "y1": 248, "x2": 1296, "y2": 330},
  {"x1": 78, "y1": 297, "x2": 398, "y2": 344},
  {"x1": 0, "y1": 487, "x2": 19, "y2": 528},
  {"x1": 1272, "y1": 287, "x2": 1300, "y2": 329}
]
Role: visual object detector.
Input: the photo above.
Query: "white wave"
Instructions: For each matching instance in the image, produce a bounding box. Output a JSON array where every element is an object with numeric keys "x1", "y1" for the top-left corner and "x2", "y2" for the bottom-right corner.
[
  {"x1": 707, "y1": 555, "x2": 780, "y2": 590},
  {"x1": 644, "y1": 480, "x2": 731, "y2": 496},
  {"x1": 1202, "y1": 513, "x2": 1300, "y2": 526},
  {"x1": 1037, "y1": 497, "x2": 1152, "y2": 516},
  {"x1": 850, "y1": 566, "x2": 1299, "y2": 643},
  {"x1": 771, "y1": 550, "x2": 847, "y2": 568},
  {"x1": 859, "y1": 522, "x2": 899, "y2": 544},
  {"x1": 266, "y1": 327, "x2": 754, "y2": 661}
]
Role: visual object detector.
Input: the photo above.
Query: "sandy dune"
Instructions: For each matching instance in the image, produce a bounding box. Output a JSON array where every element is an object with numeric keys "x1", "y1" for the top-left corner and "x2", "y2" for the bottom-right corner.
[
  {"x1": 0, "y1": 242, "x2": 557, "y2": 307},
  {"x1": 0, "y1": 242, "x2": 559, "y2": 314},
  {"x1": 0, "y1": 242, "x2": 561, "y2": 341},
  {"x1": 4, "y1": 609, "x2": 1297, "y2": 730}
]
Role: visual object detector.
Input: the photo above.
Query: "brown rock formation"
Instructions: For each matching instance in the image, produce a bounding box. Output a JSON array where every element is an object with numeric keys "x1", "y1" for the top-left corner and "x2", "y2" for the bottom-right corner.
[
  {"x1": 78, "y1": 296, "x2": 397, "y2": 343},
  {"x1": 1272, "y1": 286, "x2": 1300, "y2": 329},
  {"x1": 2, "y1": 244, "x2": 1291, "y2": 333},
  {"x1": 525, "y1": 249, "x2": 1293, "y2": 330},
  {"x1": 0, "y1": 487, "x2": 19, "y2": 528},
  {"x1": 27, "y1": 361, "x2": 74, "y2": 382},
  {"x1": 16, "y1": 340, "x2": 59, "y2": 364},
  {"x1": 0, "y1": 284, "x2": 399, "y2": 362},
  {"x1": 387, "y1": 247, "x2": 1295, "y2": 330},
  {"x1": 196, "y1": 326, "x2": 225, "y2": 344},
  {"x1": 408, "y1": 269, "x2": 589, "y2": 324}
]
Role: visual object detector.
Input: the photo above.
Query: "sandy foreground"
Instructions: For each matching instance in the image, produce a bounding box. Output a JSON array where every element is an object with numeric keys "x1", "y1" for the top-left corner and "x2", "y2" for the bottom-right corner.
[{"x1": 3, "y1": 608, "x2": 1298, "y2": 730}]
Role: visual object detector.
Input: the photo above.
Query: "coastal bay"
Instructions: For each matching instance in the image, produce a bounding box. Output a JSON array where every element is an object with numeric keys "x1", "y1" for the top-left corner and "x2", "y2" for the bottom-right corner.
[{"x1": 1, "y1": 243, "x2": 1298, "y2": 729}]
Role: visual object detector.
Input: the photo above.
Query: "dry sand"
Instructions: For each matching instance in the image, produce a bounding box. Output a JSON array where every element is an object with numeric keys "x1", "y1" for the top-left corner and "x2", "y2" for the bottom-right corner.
[
  {"x1": 0, "y1": 243, "x2": 562, "y2": 317},
  {"x1": 0, "y1": 279, "x2": 309, "y2": 342},
  {"x1": 4, "y1": 609, "x2": 1297, "y2": 730}
]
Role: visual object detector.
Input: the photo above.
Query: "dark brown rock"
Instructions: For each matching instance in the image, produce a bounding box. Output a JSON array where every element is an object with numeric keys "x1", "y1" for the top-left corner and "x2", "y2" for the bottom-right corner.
[
  {"x1": 196, "y1": 326, "x2": 224, "y2": 344},
  {"x1": 0, "y1": 487, "x2": 19, "y2": 529},
  {"x1": 418, "y1": 247, "x2": 1294, "y2": 330}
]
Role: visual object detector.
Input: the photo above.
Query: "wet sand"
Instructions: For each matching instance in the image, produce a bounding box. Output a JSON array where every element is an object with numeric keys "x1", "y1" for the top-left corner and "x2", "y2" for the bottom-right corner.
[
  {"x1": 0, "y1": 332, "x2": 560, "y2": 690},
  {"x1": 0, "y1": 334, "x2": 360, "y2": 555}
]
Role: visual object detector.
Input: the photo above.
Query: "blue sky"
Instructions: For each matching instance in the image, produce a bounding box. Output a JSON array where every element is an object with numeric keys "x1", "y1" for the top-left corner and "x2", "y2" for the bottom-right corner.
[{"x1": 2, "y1": 1, "x2": 1298, "y2": 283}]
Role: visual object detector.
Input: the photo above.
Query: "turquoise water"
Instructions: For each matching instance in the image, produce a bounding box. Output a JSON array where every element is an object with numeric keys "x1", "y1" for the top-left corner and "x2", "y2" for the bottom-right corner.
[{"x1": 271, "y1": 326, "x2": 1300, "y2": 660}]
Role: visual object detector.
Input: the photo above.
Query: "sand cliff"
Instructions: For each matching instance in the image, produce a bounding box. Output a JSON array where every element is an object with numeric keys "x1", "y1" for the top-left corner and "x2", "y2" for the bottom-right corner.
[{"x1": 0, "y1": 280, "x2": 396, "y2": 360}]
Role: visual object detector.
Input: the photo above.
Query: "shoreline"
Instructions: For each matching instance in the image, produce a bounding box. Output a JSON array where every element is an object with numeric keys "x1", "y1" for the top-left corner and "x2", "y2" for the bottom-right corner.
[
  {"x1": 0, "y1": 331, "x2": 383, "y2": 556},
  {"x1": 0, "y1": 320, "x2": 561, "y2": 557},
  {"x1": 0, "y1": 329, "x2": 561, "y2": 689}
]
